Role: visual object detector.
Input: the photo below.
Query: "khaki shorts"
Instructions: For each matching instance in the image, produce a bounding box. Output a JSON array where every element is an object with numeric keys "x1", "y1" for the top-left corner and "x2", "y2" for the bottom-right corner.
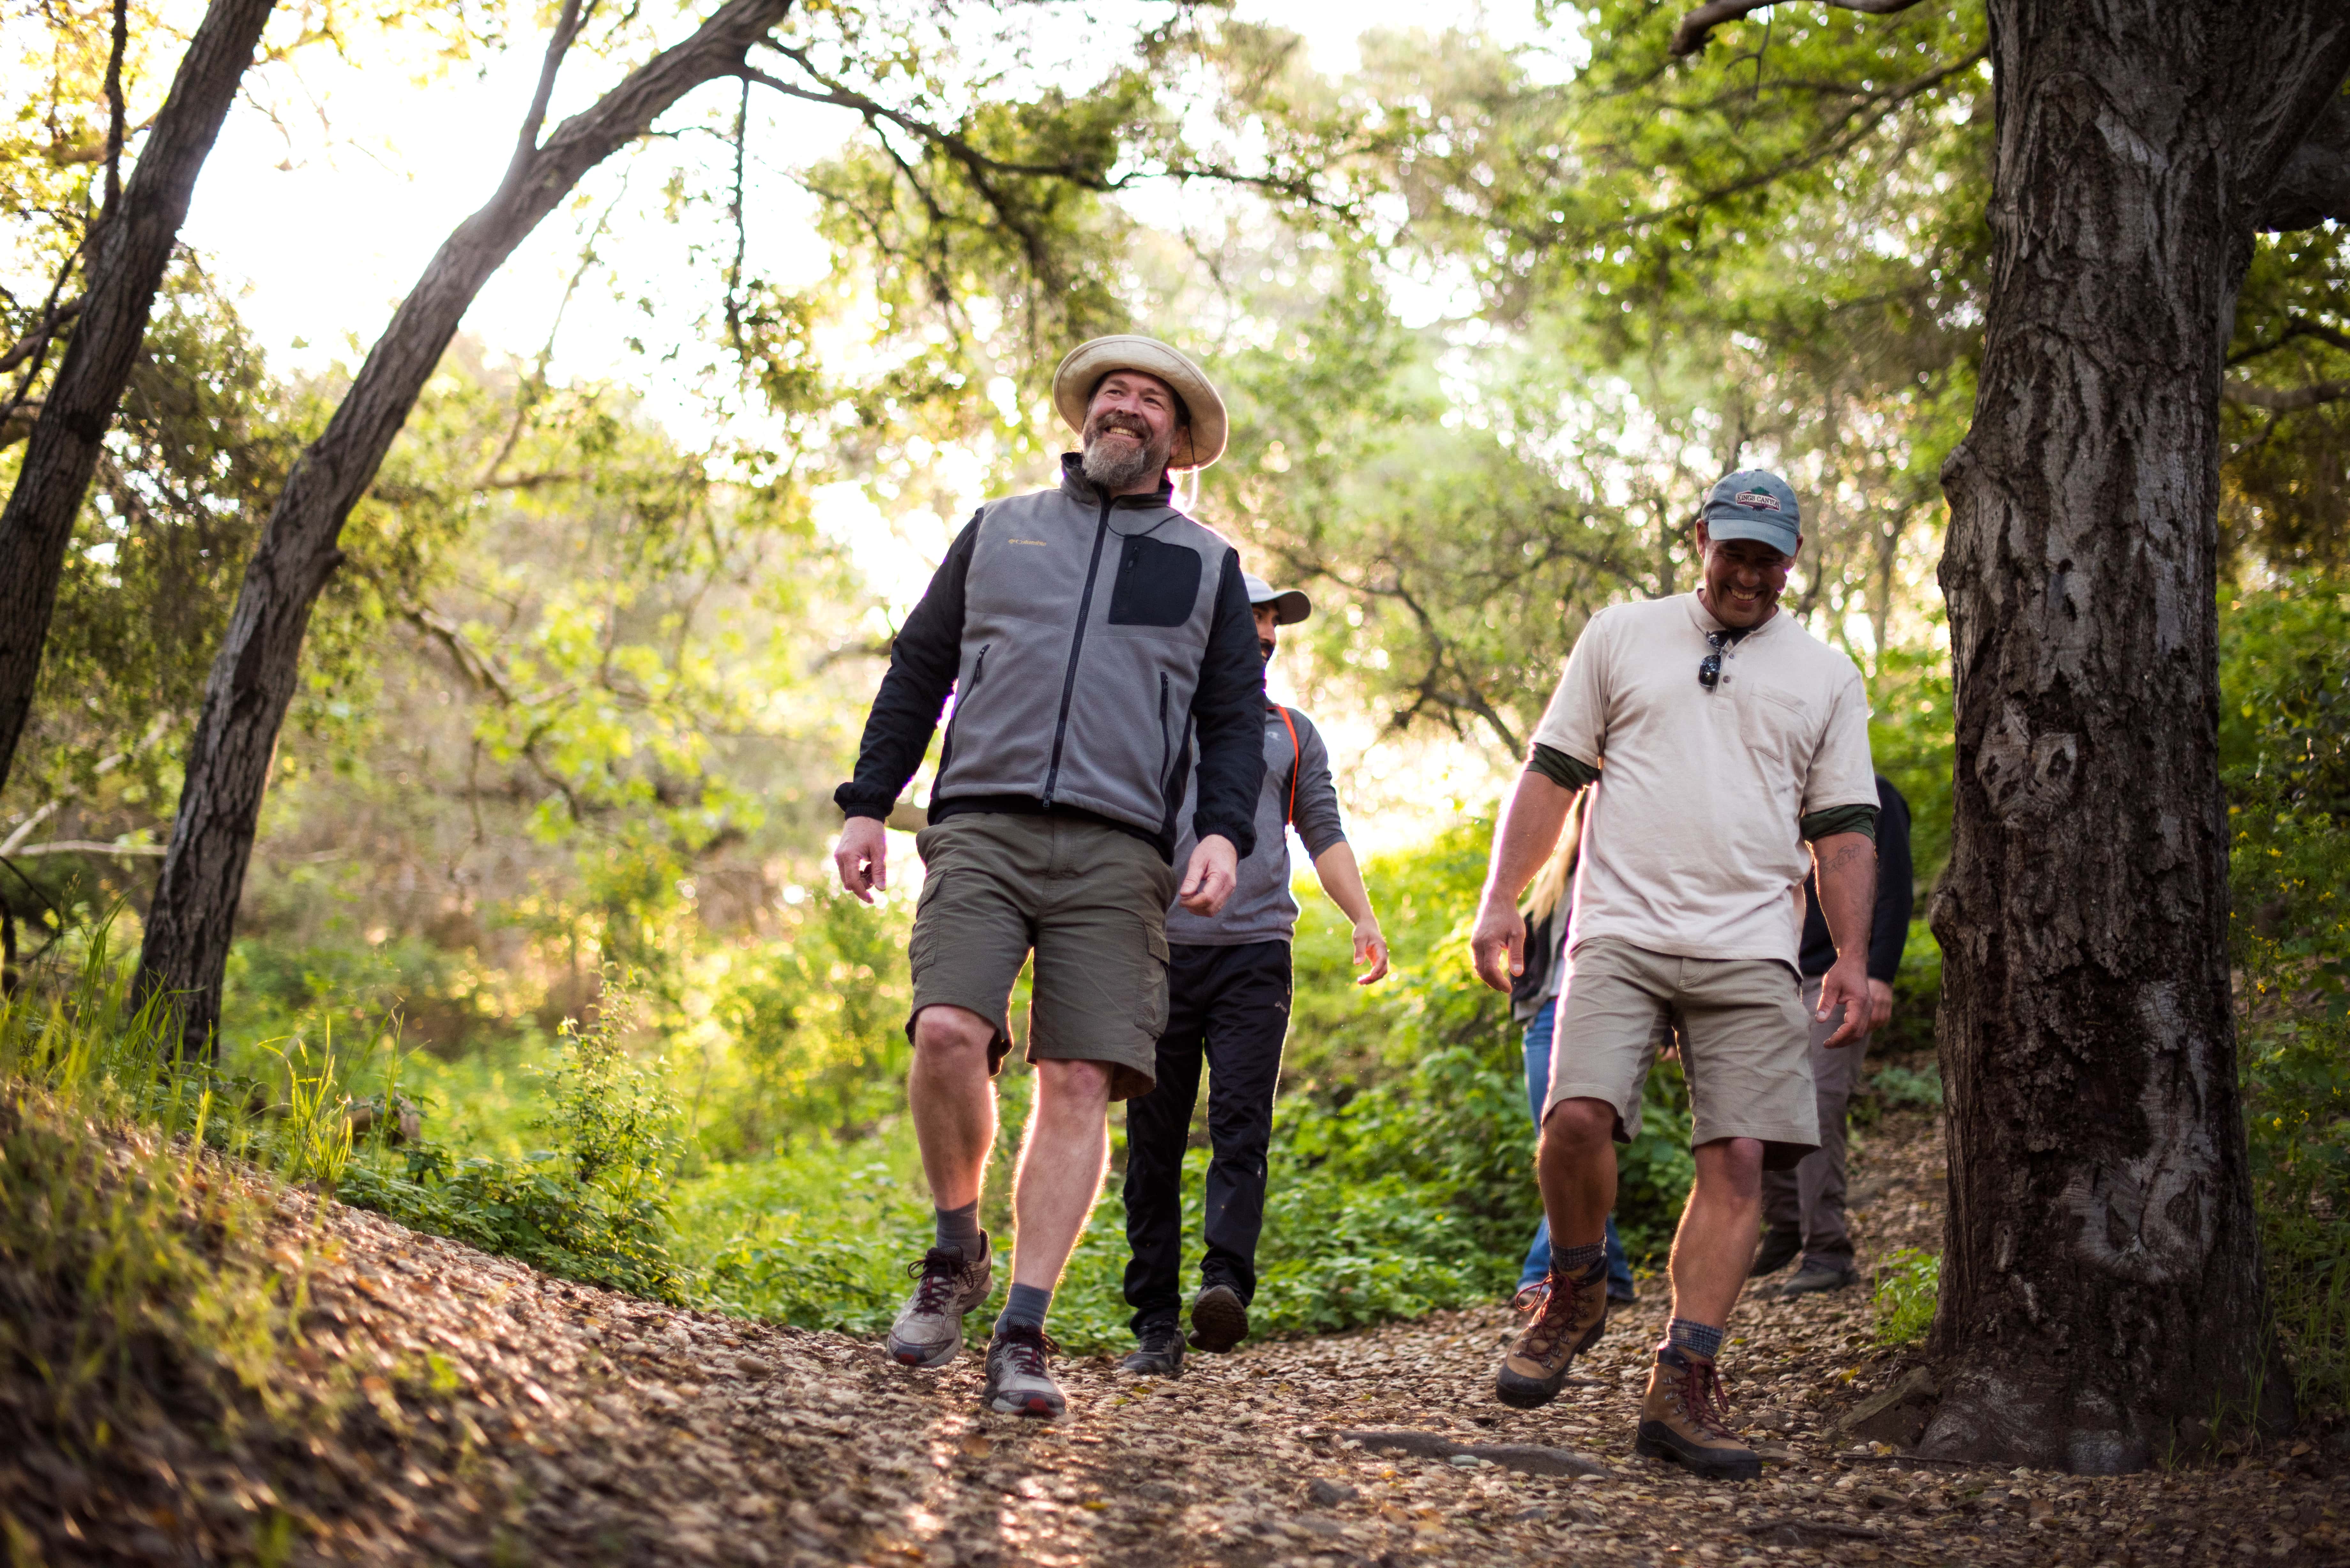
[
  {"x1": 1543, "y1": 936, "x2": 1820, "y2": 1172},
  {"x1": 908, "y1": 812, "x2": 1176, "y2": 1101}
]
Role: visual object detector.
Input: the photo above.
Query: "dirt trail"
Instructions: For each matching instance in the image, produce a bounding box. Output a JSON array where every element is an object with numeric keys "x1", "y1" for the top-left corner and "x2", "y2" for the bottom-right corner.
[{"x1": 20, "y1": 1108, "x2": 2348, "y2": 1566}]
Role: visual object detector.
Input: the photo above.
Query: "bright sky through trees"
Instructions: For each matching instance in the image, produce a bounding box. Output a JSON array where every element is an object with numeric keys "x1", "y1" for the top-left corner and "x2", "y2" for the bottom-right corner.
[{"x1": 180, "y1": 0, "x2": 1543, "y2": 385}]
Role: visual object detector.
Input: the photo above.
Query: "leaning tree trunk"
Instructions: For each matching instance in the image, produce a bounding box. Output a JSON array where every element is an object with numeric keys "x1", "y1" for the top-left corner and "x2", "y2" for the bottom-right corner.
[
  {"x1": 1927, "y1": 2, "x2": 2350, "y2": 1473},
  {"x1": 0, "y1": 0, "x2": 278, "y2": 793},
  {"x1": 133, "y1": 0, "x2": 794, "y2": 1053}
]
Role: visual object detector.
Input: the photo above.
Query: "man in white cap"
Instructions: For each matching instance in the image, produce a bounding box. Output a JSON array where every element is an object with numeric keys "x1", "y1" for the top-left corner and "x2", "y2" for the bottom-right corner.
[
  {"x1": 1467, "y1": 468, "x2": 1879, "y2": 1481},
  {"x1": 1117, "y1": 573, "x2": 1391, "y2": 1377},
  {"x1": 833, "y1": 335, "x2": 1265, "y2": 1418}
]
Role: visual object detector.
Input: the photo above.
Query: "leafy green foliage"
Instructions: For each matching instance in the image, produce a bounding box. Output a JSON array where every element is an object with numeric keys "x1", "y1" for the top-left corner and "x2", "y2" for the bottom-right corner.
[
  {"x1": 338, "y1": 977, "x2": 686, "y2": 1302},
  {"x1": 1874, "y1": 1248, "x2": 1939, "y2": 1346},
  {"x1": 2220, "y1": 578, "x2": 2350, "y2": 1416}
]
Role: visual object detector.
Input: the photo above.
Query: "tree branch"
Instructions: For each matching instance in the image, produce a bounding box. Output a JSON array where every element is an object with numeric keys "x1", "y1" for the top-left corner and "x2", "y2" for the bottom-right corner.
[
  {"x1": 2228, "y1": 314, "x2": 2350, "y2": 366},
  {"x1": 1671, "y1": 0, "x2": 1928, "y2": 60},
  {"x1": 102, "y1": 0, "x2": 129, "y2": 212},
  {"x1": 7, "y1": 840, "x2": 165, "y2": 858},
  {"x1": 2223, "y1": 376, "x2": 2350, "y2": 412},
  {"x1": 741, "y1": 53, "x2": 1335, "y2": 207},
  {"x1": 507, "y1": 0, "x2": 592, "y2": 184},
  {"x1": 1593, "y1": 46, "x2": 1986, "y2": 242},
  {"x1": 0, "y1": 297, "x2": 85, "y2": 375}
]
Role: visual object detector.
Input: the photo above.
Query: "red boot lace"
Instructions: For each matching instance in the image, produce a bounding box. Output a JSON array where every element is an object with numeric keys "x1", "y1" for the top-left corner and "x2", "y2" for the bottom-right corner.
[
  {"x1": 1677, "y1": 1357, "x2": 1741, "y2": 1441},
  {"x1": 1509, "y1": 1271, "x2": 1588, "y2": 1360}
]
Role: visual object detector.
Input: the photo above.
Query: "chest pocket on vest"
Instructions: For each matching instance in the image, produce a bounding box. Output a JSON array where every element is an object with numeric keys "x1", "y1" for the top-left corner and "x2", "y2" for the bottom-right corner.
[{"x1": 1107, "y1": 535, "x2": 1202, "y2": 628}]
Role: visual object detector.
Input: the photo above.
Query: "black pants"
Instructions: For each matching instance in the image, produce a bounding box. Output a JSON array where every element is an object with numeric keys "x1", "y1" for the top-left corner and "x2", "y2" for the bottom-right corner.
[{"x1": 1121, "y1": 939, "x2": 1292, "y2": 1332}]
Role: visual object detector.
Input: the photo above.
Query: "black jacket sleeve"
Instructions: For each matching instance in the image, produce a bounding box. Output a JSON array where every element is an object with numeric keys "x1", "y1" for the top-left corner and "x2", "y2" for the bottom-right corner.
[
  {"x1": 1868, "y1": 777, "x2": 1915, "y2": 981},
  {"x1": 833, "y1": 516, "x2": 979, "y2": 821},
  {"x1": 1185, "y1": 551, "x2": 1268, "y2": 858}
]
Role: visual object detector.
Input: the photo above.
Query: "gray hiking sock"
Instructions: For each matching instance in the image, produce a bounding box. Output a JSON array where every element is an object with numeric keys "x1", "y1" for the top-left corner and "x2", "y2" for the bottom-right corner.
[
  {"x1": 995, "y1": 1283, "x2": 1053, "y2": 1337},
  {"x1": 1664, "y1": 1317, "x2": 1725, "y2": 1361},
  {"x1": 934, "y1": 1200, "x2": 982, "y2": 1258},
  {"x1": 1555, "y1": 1241, "x2": 1606, "y2": 1277}
]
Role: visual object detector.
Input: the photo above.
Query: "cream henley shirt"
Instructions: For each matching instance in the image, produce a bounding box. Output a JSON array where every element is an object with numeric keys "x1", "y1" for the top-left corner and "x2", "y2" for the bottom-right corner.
[{"x1": 1529, "y1": 592, "x2": 1878, "y2": 969}]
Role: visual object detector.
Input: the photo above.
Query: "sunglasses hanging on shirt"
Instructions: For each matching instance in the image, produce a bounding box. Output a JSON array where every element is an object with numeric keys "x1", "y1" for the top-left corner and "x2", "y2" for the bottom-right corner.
[{"x1": 1699, "y1": 630, "x2": 1727, "y2": 690}]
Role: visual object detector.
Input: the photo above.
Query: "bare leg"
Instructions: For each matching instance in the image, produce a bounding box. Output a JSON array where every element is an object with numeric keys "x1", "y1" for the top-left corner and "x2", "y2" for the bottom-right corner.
[
  {"x1": 1667, "y1": 1136, "x2": 1766, "y2": 1326},
  {"x1": 909, "y1": 1004, "x2": 998, "y2": 1210},
  {"x1": 1535, "y1": 1096, "x2": 1620, "y2": 1255},
  {"x1": 1008, "y1": 1058, "x2": 1114, "y2": 1290}
]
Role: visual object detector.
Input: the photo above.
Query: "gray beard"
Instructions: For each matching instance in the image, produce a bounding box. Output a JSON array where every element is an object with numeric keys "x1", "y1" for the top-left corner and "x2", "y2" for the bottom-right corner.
[{"x1": 1080, "y1": 431, "x2": 1163, "y2": 492}]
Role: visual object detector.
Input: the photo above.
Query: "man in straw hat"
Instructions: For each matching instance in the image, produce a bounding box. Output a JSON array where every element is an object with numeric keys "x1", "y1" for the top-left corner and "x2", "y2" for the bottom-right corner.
[
  {"x1": 833, "y1": 335, "x2": 1265, "y2": 1418},
  {"x1": 1116, "y1": 572, "x2": 1391, "y2": 1378},
  {"x1": 1467, "y1": 469, "x2": 1880, "y2": 1481}
]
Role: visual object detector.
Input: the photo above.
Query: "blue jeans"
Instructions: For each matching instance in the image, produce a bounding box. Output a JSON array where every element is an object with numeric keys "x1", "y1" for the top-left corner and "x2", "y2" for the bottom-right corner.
[{"x1": 1520, "y1": 997, "x2": 1634, "y2": 1295}]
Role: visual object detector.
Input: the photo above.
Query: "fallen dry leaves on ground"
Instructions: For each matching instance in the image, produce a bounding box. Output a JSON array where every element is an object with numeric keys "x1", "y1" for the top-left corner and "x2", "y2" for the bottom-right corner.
[{"x1": 9, "y1": 1108, "x2": 2346, "y2": 1566}]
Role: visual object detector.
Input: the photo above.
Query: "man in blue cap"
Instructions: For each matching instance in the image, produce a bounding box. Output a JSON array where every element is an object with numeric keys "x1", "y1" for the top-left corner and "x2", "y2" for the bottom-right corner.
[{"x1": 1467, "y1": 468, "x2": 1881, "y2": 1481}]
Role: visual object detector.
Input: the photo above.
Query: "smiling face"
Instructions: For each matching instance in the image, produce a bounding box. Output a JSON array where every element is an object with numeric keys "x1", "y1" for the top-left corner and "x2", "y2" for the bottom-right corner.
[
  {"x1": 1695, "y1": 519, "x2": 1798, "y2": 629},
  {"x1": 1079, "y1": 370, "x2": 1186, "y2": 493}
]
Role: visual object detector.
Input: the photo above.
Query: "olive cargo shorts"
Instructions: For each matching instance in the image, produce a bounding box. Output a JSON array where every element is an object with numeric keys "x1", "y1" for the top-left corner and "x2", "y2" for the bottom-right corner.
[
  {"x1": 1543, "y1": 936, "x2": 1822, "y2": 1172},
  {"x1": 908, "y1": 813, "x2": 1176, "y2": 1102}
]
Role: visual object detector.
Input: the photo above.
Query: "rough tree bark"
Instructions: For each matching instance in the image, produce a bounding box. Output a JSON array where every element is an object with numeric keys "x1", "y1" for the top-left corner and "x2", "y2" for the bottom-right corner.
[
  {"x1": 133, "y1": 0, "x2": 795, "y2": 1051},
  {"x1": 0, "y1": 0, "x2": 278, "y2": 792},
  {"x1": 1925, "y1": 5, "x2": 2350, "y2": 1472}
]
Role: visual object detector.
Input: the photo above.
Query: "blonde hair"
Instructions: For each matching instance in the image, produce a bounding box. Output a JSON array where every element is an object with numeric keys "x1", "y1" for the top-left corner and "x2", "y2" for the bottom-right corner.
[{"x1": 1520, "y1": 791, "x2": 1587, "y2": 925}]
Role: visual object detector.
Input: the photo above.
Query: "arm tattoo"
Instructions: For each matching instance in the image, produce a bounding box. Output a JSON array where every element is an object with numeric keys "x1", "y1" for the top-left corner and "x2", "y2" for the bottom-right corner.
[{"x1": 1823, "y1": 839, "x2": 1873, "y2": 878}]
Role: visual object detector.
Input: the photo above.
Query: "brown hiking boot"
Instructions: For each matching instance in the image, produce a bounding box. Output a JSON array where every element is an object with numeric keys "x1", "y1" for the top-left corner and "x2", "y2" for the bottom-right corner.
[
  {"x1": 1636, "y1": 1345, "x2": 1761, "y2": 1481},
  {"x1": 1493, "y1": 1263, "x2": 1609, "y2": 1409}
]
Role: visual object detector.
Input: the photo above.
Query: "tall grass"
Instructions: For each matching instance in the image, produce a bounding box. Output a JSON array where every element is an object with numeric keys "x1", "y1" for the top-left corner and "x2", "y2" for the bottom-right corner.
[{"x1": 0, "y1": 921, "x2": 331, "y2": 1471}]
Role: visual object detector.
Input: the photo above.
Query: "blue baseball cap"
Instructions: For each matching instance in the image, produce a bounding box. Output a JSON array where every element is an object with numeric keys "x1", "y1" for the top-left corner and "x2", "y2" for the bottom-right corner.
[{"x1": 1702, "y1": 469, "x2": 1802, "y2": 556}]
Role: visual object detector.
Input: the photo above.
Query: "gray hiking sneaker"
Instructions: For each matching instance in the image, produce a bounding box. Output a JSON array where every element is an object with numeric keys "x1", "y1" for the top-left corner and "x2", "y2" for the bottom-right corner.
[
  {"x1": 1187, "y1": 1282, "x2": 1249, "y2": 1353},
  {"x1": 982, "y1": 1324, "x2": 1065, "y2": 1418},
  {"x1": 885, "y1": 1234, "x2": 993, "y2": 1368},
  {"x1": 1118, "y1": 1320, "x2": 1186, "y2": 1378},
  {"x1": 1770, "y1": 1262, "x2": 1859, "y2": 1297}
]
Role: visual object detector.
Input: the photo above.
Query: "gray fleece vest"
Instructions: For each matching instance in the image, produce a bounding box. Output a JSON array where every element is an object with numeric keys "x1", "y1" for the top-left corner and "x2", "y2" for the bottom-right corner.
[{"x1": 935, "y1": 472, "x2": 1239, "y2": 843}]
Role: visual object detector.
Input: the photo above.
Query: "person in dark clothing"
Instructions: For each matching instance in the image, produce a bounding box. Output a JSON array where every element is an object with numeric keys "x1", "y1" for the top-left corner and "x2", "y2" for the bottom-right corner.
[
  {"x1": 1751, "y1": 773, "x2": 1914, "y2": 1296},
  {"x1": 1117, "y1": 574, "x2": 1390, "y2": 1376},
  {"x1": 832, "y1": 335, "x2": 1268, "y2": 1418}
]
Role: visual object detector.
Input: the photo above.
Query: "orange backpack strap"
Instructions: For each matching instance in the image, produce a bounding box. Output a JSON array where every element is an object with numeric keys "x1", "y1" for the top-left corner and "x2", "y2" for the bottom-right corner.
[{"x1": 1273, "y1": 703, "x2": 1301, "y2": 827}]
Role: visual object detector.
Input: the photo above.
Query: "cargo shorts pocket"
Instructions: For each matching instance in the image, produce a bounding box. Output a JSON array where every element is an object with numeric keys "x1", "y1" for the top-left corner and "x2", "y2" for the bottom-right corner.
[
  {"x1": 907, "y1": 869, "x2": 951, "y2": 979},
  {"x1": 1139, "y1": 923, "x2": 1171, "y2": 1039}
]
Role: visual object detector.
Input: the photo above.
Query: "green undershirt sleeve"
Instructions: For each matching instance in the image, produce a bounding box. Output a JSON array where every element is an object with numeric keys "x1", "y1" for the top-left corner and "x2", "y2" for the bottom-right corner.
[
  {"x1": 1802, "y1": 803, "x2": 1879, "y2": 844},
  {"x1": 1527, "y1": 743, "x2": 1602, "y2": 793}
]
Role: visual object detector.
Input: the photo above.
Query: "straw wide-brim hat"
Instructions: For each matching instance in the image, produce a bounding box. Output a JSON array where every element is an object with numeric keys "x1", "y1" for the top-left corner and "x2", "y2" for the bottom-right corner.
[{"x1": 1051, "y1": 335, "x2": 1229, "y2": 472}]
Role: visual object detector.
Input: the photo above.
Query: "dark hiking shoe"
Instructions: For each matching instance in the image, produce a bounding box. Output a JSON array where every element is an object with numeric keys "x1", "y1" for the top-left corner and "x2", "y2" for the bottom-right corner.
[
  {"x1": 1494, "y1": 1263, "x2": 1609, "y2": 1410},
  {"x1": 1636, "y1": 1346, "x2": 1761, "y2": 1481},
  {"x1": 1188, "y1": 1283, "x2": 1249, "y2": 1353},
  {"x1": 982, "y1": 1325, "x2": 1065, "y2": 1418},
  {"x1": 1608, "y1": 1279, "x2": 1639, "y2": 1306},
  {"x1": 885, "y1": 1233, "x2": 993, "y2": 1368},
  {"x1": 1749, "y1": 1226, "x2": 1802, "y2": 1278},
  {"x1": 1119, "y1": 1321, "x2": 1186, "y2": 1378},
  {"x1": 1771, "y1": 1263, "x2": 1860, "y2": 1297}
]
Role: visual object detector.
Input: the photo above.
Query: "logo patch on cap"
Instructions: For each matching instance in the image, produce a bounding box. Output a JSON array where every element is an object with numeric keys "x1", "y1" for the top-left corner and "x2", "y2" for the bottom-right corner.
[{"x1": 1732, "y1": 489, "x2": 1783, "y2": 513}]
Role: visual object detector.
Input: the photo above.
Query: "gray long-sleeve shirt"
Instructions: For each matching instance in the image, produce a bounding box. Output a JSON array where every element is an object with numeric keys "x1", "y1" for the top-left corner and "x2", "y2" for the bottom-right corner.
[{"x1": 1164, "y1": 703, "x2": 1346, "y2": 947}]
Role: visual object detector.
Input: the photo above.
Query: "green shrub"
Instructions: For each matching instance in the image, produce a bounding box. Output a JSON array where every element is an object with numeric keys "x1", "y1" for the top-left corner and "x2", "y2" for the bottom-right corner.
[
  {"x1": 338, "y1": 974, "x2": 686, "y2": 1302},
  {"x1": 2221, "y1": 577, "x2": 2350, "y2": 1416},
  {"x1": 1874, "y1": 1248, "x2": 1940, "y2": 1346},
  {"x1": 693, "y1": 1145, "x2": 932, "y2": 1334},
  {"x1": 699, "y1": 888, "x2": 915, "y2": 1158}
]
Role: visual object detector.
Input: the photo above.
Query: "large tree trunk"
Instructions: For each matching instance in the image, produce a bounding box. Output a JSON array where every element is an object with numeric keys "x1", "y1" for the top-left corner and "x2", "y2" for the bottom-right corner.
[
  {"x1": 133, "y1": 0, "x2": 794, "y2": 1052},
  {"x1": 1927, "y1": 2, "x2": 2350, "y2": 1473},
  {"x1": 0, "y1": 0, "x2": 277, "y2": 792}
]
